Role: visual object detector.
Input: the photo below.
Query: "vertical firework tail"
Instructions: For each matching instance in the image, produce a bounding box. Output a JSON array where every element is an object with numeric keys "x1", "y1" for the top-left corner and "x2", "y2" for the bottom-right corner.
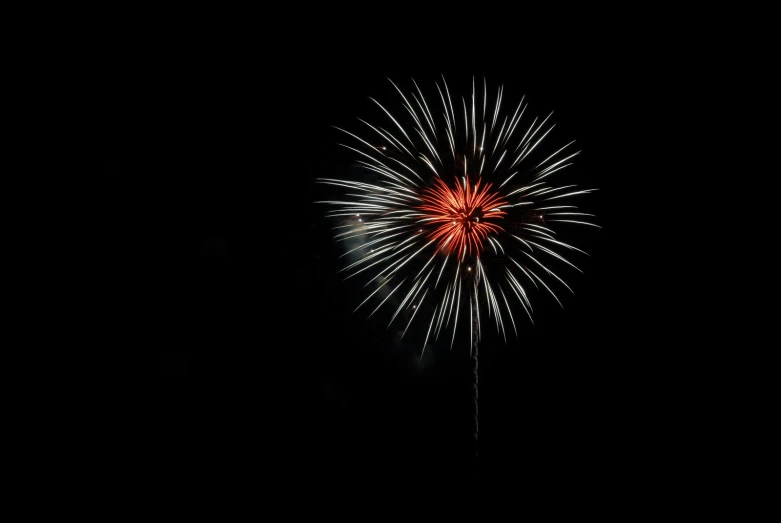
[{"x1": 472, "y1": 287, "x2": 479, "y2": 467}]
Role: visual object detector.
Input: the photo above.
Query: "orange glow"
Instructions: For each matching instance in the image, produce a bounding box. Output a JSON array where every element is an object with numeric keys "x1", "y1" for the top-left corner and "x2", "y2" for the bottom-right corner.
[{"x1": 418, "y1": 177, "x2": 507, "y2": 260}]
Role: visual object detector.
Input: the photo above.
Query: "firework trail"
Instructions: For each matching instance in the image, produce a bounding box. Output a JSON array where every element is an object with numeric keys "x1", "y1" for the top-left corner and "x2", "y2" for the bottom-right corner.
[{"x1": 318, "y1": 76, "x2": 598, "y2": 461}]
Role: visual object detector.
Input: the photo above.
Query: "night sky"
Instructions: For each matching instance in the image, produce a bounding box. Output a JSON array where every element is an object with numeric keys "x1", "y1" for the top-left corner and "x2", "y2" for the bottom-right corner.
[{"x1": 92, "y1": 42, "x2": 696, "y2": 498}]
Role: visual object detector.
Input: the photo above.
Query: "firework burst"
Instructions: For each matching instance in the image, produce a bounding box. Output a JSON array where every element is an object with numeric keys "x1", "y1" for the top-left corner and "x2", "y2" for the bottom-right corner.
[{"x1": 318, "y1": 76, "x2": 598, "y2": 356}]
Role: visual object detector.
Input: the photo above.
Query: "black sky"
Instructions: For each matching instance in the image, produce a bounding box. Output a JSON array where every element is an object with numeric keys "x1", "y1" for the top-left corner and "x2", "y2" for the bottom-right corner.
[{"x1": 89, "y1": 37, "x2": 701, "y2": 499}]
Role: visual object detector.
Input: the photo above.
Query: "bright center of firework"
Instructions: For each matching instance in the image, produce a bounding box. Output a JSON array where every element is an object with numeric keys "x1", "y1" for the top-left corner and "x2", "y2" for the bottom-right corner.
[
  {"x1": 419, "y1": 176, "x2": 508, "y2": 260},
  {"x1": 456, "y1": 206, "x2": 482, "y2": 230}
]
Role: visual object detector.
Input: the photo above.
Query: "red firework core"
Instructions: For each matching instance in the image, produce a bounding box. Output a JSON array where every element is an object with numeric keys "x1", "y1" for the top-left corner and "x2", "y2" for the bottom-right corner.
[{"x1": 418, "y1": 177, "x2": 508, "y2": 260}]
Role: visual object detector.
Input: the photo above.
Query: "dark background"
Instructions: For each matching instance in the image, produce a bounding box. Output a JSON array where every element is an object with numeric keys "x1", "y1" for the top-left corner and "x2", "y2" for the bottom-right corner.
[{"x1": 90, "y1": 37, "x2": 707, "y2": 499}]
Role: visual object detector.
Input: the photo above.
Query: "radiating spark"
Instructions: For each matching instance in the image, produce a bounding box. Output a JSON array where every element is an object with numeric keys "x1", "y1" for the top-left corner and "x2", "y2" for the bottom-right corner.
[{"x1": 318, "y1": 77, "x2": 596, "y2": 352}]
